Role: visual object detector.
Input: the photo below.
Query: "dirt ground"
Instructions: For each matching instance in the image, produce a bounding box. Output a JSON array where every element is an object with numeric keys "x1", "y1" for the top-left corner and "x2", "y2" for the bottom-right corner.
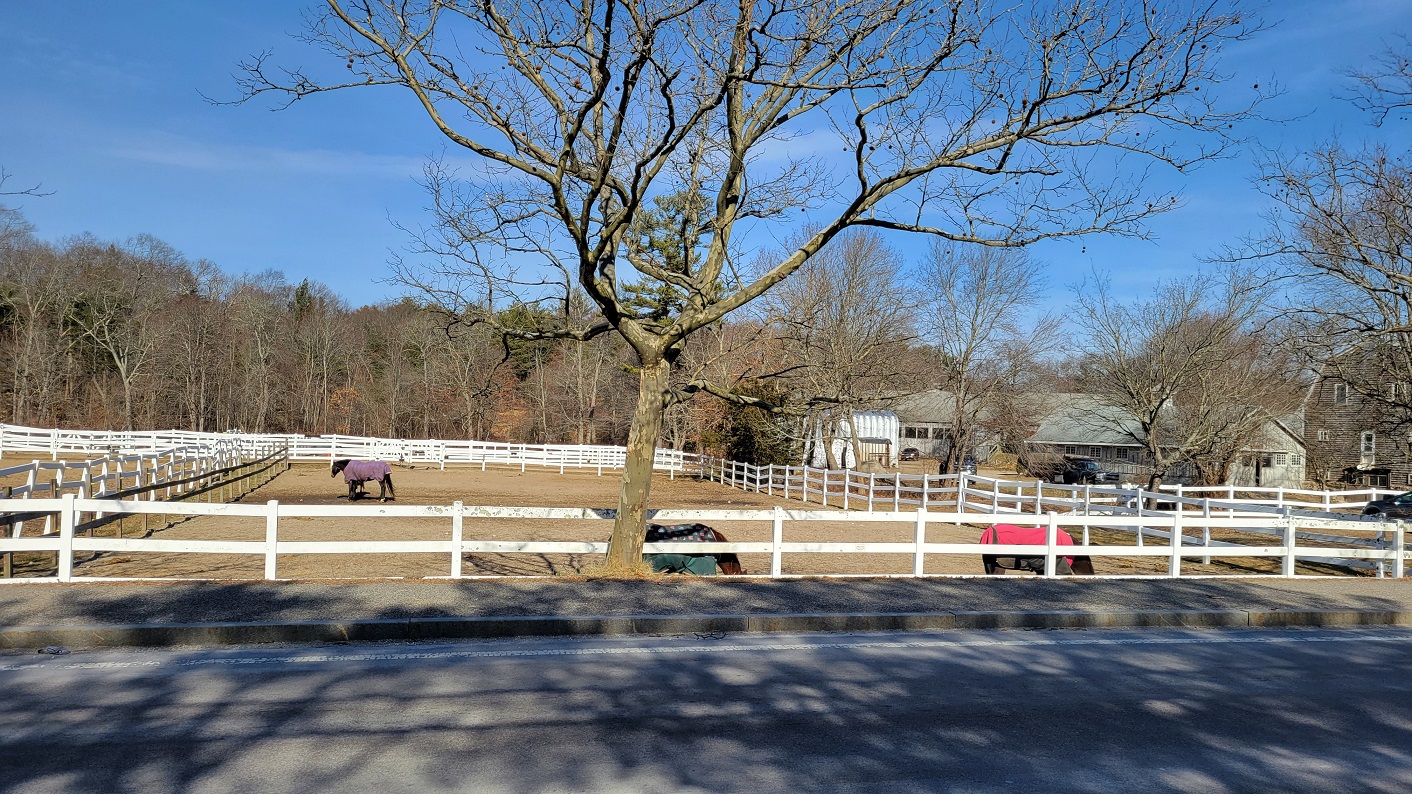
[{"x1": 2, "y1": 460, "x2": 1375, "y2": 581}]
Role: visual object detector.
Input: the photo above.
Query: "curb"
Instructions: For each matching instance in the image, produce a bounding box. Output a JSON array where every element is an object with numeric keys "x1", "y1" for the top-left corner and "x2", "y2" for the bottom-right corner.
[{"x1": 4, "y1": 608, "x2": 1411, "y2": 650}]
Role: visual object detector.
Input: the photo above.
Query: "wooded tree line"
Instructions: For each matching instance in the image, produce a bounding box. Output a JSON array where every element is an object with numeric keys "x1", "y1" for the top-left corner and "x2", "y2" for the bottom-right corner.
[
  {"x1": 0, "y1": 200, "x2": 1302, "y2": 491},
  {"x1": 0, "y1": 208, "x2": 647, "y2": 440}
]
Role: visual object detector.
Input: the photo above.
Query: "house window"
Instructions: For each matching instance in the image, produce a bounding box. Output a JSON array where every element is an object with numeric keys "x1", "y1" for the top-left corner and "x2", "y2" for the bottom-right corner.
[
  {"x1": 1316, "y1": 430, "x2": 1330, "y2": 442},
  {"x1": 1334, "y1": 384, "x2": 1348, "y2": 405},
  {"x1": 1115, "y1": 448, "x2": 1132, "y2": 462},
  {"x1": 1063, "y1": 445, "x2": 1077, "y2": 455},
  {"x1": 1089, "y1": 446, "x2": 1103, "y2": 459},
  {"x1": 1362, "y1": 431, "x2": 1376, "y2": 456},
  {"x1": 1292, "y1": 454, "x2": 1303, "y2": 466},
  {"x1": 1274, "y1": 453, "x2": 1288, "y2": 466}
]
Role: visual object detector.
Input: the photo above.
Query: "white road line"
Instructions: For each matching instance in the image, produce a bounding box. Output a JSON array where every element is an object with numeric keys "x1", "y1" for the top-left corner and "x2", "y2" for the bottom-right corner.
[{"x1": 4, "y1": 631, "x2": 1410, "y2": 674}]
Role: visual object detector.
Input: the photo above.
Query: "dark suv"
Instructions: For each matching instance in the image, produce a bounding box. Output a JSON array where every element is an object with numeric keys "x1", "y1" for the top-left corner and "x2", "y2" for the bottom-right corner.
[
  {"x1": 1057, "y1": 457, "x2": 1113, "y2": 485},
  {"x1": 1362, "y1": 492, "x2": 1412, "y2": 519}
]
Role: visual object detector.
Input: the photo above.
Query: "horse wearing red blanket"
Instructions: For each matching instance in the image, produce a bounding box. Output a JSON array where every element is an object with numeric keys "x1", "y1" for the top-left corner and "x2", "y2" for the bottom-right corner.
[
  {"x1": 331, "y1": 459, "x2": 396, "y2": 502},
  {"x1": 979, "y1": 523, "x2": 1094, "y2": 575}
]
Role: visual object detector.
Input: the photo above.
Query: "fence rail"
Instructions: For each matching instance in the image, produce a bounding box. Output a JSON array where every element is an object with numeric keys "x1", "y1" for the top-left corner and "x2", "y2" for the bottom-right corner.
[
  {"x1": 0, "y1": 424, "x2": 689, "y2": 476},
  {"x1": 1, "y1": 496, "x2": 1404, "y2": 583}
]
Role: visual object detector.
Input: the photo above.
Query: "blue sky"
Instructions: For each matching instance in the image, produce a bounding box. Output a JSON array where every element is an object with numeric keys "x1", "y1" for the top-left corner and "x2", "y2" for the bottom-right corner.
[{"x1": 1, "y1": 1, "x2": 1410, "y2": 310}]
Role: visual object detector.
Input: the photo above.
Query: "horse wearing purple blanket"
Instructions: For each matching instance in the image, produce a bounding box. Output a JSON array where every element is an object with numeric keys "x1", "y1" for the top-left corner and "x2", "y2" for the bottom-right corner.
[{"x1": 331, "y1": 459, "x2": 396, "y2": 502}]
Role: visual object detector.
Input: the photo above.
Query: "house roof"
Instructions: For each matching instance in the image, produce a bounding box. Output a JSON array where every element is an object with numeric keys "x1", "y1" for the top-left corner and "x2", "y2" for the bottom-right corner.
[
  {"x1": 1026, "y1": 394, "x2": 1144, "y2": 447},
  {"x1": 892, "y1": 390, "x2": 958, "y2": 423}
]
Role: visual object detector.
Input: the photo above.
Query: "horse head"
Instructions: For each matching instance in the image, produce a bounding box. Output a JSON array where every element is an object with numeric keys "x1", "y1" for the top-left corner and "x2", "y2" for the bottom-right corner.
[{"x1": 331, "y1": 459, "x2": 350, "y2": 478}]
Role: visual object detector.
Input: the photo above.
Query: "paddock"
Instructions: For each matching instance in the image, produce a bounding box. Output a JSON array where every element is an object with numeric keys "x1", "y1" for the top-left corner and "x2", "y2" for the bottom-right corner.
[{"x1": 1, "y1": 461, "x2": 1390, "y2": 581}]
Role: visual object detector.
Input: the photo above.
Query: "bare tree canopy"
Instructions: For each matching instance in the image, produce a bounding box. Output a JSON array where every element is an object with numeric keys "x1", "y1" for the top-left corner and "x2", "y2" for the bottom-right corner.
[
  {"x1": 1070, "y1": 268, "x2": 1285, "y2": 489},
  {"x1": 917, "y1": 242, "x2": 1058, "y2": 474},
  {"x1": 1246, "y1": 38, "x2": 1412, "y2": 436},
  {"x1": 235, "y1": 0, "x2": 1267, "y2": 567},
  {"x1": 1344, "y1": 35, "x2": 1412, "y2": 127}
]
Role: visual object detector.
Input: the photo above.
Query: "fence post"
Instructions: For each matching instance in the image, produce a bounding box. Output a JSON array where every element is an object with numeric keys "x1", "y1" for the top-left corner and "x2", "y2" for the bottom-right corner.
[
  {"x1": 868, "y1": 473, "x2": 876, "y2": 511},
  {"x1": 821, "y1": 469, "x2": 828, "y2": 507},
  {"x1": 1283, "y1": 514, "x2": 1297, "y2": 578},
  {"x1": 264, "y1": 500, "x2": 279, "y2": 580},
  {"x1": 57, "y1": 493, "x2": 76, "y2": 582},
  {"x1": 1135, "y1": 488, "x2": 1145, "y2": 547},
  {"x1": 957, "y1": 471, "x2": 967, "y2": 512},
  {"x1": 1034, "y1": 480, "x2": 1043, "y2": 515},
  {"x1": 1044, "y1": 512, "x2": 1058, "y2": 578},
  {"x1": 914, "y1": 507, "x2": 927, "y2": 577},
  {"x1": 993, "y1": 479, "x2": 1000, "y2": 511},
  {"x1": 921, "y1": 475, "x2": 929, "y2": 511},
  {"x1": 451, "y1": 500, "x2": 464, "y2": 579},
  {"x1": 771, "y1": 506, "x2": 784, "y2": 578},
  {"x1": 843, "y1": 471, "x2": 850, "y2": 510},
  {"x1": 1395, "y1": 520, "x2": 1406, "y2": 579},
  {"x1": 1202, "y1": 499, "x2": 1212, "y2": 565},
  {"x1": 1169, "y1": 509, "x2": 1183, "y2": 578}
]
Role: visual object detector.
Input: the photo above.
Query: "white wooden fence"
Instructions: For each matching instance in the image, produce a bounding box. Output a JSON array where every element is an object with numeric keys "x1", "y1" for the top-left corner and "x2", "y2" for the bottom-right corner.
[
  {"x1": 0, "y1": 424, "x2": 1407, "y2": 581},
  {"x1": 2, "y1": 496, "x2": 1403, "y2": 583},
  {"x1": 0, "y1": 424, "x2": 689, "y2": 476}
]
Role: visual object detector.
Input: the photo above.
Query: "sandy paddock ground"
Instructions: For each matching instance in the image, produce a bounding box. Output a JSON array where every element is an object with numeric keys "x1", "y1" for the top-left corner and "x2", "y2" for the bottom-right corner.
[{"x1": 1, "y1": 460, "x2": 1374, "y2": 580}]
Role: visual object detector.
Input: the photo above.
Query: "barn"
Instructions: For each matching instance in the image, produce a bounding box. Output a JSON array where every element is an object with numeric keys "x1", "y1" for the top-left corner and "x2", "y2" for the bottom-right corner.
[{"x1": 803, "y1": 410, "x2": 900, "y2": 468}]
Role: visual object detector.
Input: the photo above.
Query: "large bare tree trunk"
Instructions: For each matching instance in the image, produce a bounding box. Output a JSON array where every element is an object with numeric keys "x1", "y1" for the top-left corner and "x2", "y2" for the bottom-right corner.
[{"x1": 607, "y1": 357, "x2": 671, "y2": 568}]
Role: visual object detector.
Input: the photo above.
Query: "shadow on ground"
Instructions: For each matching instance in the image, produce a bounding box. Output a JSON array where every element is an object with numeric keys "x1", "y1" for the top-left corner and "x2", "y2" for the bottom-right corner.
[
  {"x1": 1, "y1": 577, "x2": 1411, "y2": 630},
  {"x1": 0, "y1": 625, "x2": 1409, "y2": 792}
]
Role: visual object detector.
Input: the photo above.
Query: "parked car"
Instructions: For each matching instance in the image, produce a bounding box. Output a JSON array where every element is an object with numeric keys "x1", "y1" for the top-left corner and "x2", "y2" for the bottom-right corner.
[
  {"x1": 899, "y1": 447, "x2": 920, "y2": 462},
  {"x1": 938, "y1": 454, "x2": 978, "y2": 475},
  {"x1": 1361, "y1": 492, "x2": 1412, "y2": 519},
  {"x1": 1057, "y1": 457, "x2": 1114, "y2": 485}
]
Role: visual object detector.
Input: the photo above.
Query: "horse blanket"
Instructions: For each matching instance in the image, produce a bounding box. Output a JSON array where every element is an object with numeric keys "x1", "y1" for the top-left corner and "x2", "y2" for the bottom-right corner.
[
  {"x1": 979, "y1": 524, "x2": 1076, "y2": 567},
  {"x1": 645, "y1": 523, "x2": 721, "y2": 576},
  {"x1": 340, "y1": 459, "x2": 392, "y2": 484}
]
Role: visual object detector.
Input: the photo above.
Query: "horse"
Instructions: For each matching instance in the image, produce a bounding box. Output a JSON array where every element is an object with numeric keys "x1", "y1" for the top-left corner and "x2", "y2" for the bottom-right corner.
[
  {"x1": 644, "y1": 522, "x2": 745, "y2": 576},
  {"x1": 979, "y1": 523, "x2": 1095, "y2": 576},
  {"x1": 330, "y1": 459, "x2": 396, "y2": 502}
]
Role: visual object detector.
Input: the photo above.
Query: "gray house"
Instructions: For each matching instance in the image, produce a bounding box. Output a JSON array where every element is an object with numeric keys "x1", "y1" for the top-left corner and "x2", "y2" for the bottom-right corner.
[{"x1": 1022, "y1": 394, "x2": 1307, "y2": 488}]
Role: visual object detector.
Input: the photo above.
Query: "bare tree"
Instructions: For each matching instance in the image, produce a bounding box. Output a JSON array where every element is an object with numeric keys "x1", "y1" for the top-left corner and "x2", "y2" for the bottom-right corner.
[
  {"x1": 1240, "y1": 39, "x2": 1412, "y2": 446},
  {"x1": 65, "y1": 235, "x2": 187, "y2": 431},
  {"x1": 234, "y1": 0, "x2": 1266, "y2": 567},
  {"x1": 0, "y1": 226, "x2": 77, "y2": 426},
  {"x1": 1071, "y1": 269, "x2": 1283, "y2": 490},
  {"x1": 1244, "y1": 141, "x2": 1412, "y2": 440},
  {"x1": 917, "y1": 241, "x2": 1058, "y2": 473},
  {"x1": 757, "y1": 228, "x2": 915, "y2": 467}
]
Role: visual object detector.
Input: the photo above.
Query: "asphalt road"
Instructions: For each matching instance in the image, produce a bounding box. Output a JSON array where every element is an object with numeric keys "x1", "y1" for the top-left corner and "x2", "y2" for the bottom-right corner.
[
  {"x1": 2, "y1": 627, "x2": 1410, "y2": 793},
  {"x1": 2, "y1": 624, "x2": 1412, "y2": 791}
]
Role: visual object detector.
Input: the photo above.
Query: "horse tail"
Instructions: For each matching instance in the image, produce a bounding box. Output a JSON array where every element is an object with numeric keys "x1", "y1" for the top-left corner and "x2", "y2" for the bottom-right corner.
[
  {"x1": 384, "y1": 473, "x2": 395, "y2": 499},
  {"x1": 710, "y1": 528, "x2": 745, "y2": 575}
]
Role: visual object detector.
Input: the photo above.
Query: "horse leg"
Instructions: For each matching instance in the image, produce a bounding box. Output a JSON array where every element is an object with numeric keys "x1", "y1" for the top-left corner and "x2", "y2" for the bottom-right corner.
[
  {"x1": 347, "y1": 482, "x2": 357, "y2": 501},
  {"x1": 983, "y1": 554, "x2": 1002, "y2": 575}
]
